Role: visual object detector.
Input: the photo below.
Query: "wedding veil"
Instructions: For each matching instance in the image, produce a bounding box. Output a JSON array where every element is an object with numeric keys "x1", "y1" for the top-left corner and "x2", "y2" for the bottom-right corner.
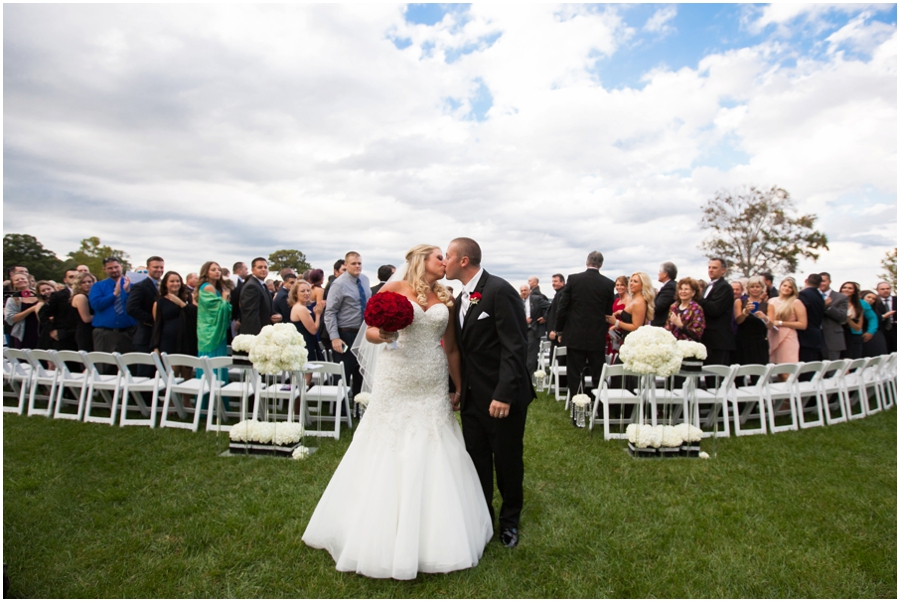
[{"x1": 350, "y1": 262, "x2": 408, "y2": 393}]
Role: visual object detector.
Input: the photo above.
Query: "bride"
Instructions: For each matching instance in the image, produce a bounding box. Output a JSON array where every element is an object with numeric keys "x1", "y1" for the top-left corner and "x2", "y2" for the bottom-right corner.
[{"x1": 302, "y1": 244, "x2": 492, "y2": 580}]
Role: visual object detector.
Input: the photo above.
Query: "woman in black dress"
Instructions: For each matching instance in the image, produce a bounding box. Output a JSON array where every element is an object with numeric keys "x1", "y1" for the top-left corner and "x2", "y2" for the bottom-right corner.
[
  {"x1": 289, "y1": 279, "x2": 326, "y2": 369},
  {"x1": 152, "y1": 272, "x2": 197, "y2": 363},
  {"x1": 733, "y1": 275, "x2": 769, "y2": 365},
  {"x1": 70, "y1": 272, "x2": 95, "y2": 352},
  {"x1": 4, "y1": 273, "x2": 43, "y2": 349}
]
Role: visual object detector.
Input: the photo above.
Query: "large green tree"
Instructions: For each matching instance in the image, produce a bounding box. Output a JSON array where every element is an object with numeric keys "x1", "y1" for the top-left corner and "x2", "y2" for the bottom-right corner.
[
  {"x1": 268, "y1": 249, "x2": 311, "y2": 276},
  {"x1": 879, "y1": 247, "x2": 896, "y2": 292},
  {"x1": 699, "y1": 185, "x2": 829, "y2": 278},
  {"x1": 66, "y1": 237, "x2": 132, "y2": 276},
  {"x1": 3, "y1": 233, "x2": 66, "y2": 281}
]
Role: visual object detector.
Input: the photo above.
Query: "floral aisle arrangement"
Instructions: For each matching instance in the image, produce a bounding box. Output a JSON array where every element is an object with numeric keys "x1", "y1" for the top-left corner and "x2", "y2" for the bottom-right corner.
[
  {"x1": 571, "y1": 393, "x2": 592, "y2": 428},
  {"x1": 618, "y1": 326, "x2": 682, "y2": 377},
  {"x1": 533, "y1": 369, "x2": 547, "y2": 391},
  {"x1": 625, "y1": 423, "x2": 705, "y2": 458},
  {"x1": 228, "y1": 324, "x2": 311, "y2": 458},
  {"x1": 354, "y1": 392, "x2": 370, "y2": 418}
]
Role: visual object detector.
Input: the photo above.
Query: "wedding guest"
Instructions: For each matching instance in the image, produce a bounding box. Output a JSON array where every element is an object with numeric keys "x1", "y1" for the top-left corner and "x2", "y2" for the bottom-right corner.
[
  {"x1": 195, "y1": 261, "x2": 233, "y2": 367},
  {"x1": 762, "y1": 272, "x2": 778, "y2": 300},
  {"x1": 767, "y1": 277, "x2": 807, "y2": 366},
  {"x1": 839, "y1": 282, "x2": 866, "y2": 360},
  {"x1": 265, "y1": 279, "x2": 276, "y2": 295},
  {"x1": 307, "y1": 268, "x2": 325, "y2": 306},
  {"x1": 240, "y1": 258, "x2": 281, "y2": 336},
  {"x1": 876, "y1": 281, "x2": 896, "y2": 353},
  {"x1": 664, "y1": 277, "x2": 706, "y2": 342},
  {"x1": 520, "y1": 283, "x2": 550, "y2": 374},
  {"x1": 651, "y1": 262, "x2": 677, "y2": 327},
  {"x1": 323, "y1": 259, "x2": 346, "y2": 299},
  {"x1": 860, "y1": 289, "x2": 889, "y2": 356},
  {"x1": 319, "y1": 261, "x2": 345, "y2": 352},
  {"x1": 4, "y1": 272, "x2": 43, "y2": 349},
  {"x1": 152, "y1": 271, "x2": 198, "y2": 363},
  {"x1": 127, "y1": 256, "x2": 165, "y2": 375},
  {"x1": 795, "y1": 274, "x2": 826, "y2": 366},
  {"x1": 819, "y1": 272, "x2": 848, "y2": 360},
  {"x1": 546, "y1": 273, "x2": 566, "y2": 360},
  {"x1": 289, "y1": 279, "x2": 326, "y2": 366},
  {"x1": 606, "y1": 272, "x2": 655, "y2": 338},
  {"x1": 89, "y1": 257, "x2": 137, "y2": 355},
  {"x1": 231, "y1": 261, "x2": 249, "y2": 334},
  {"x1": 324, "y1": 252, "x2": 370, "y2": 398},
  {"x1": 371, "y1": 265, "x2": 395, "y2": 295},
  {"x1": 76, "y1": 264, "x2": 91, "y2": 275},
  {"x1": 698, "y1": 258, "x2": 736, "y2": 367},
  {"x1": 185, "y1": 272, "x2": 199, "y2": 294},
  {"x1": 731, "y1": 281, "x2": 744, "y2": 299},
  {"x1": 606, "y1": 275, "x2": 631, "y2": 358},
  {"x1": 44, "y1": 269, "x2": 80, "y2": 352},
  {"x1": 70, "y1": 272, "x2": 96, "y2": 352},
  {"x1": 273, "y1": 272, "x2": 297, "y2": 326},
  {"x1": 35, "y1": 280, "x2": 58, "y2": 350},
  {"x1": 733, "y1": 276, "x2": 769, "y2": 365}
]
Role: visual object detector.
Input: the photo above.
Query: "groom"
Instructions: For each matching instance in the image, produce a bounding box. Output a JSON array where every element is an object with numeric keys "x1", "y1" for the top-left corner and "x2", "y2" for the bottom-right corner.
[{"x1": 445, "y1": 237, "x2": 534, "y2": 548}]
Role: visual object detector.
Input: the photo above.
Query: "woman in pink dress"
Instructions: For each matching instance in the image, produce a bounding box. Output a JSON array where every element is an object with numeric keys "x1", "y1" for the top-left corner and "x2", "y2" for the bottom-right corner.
[{"x1": 766, "y1": 277, "x2": 807, "y2": 365}]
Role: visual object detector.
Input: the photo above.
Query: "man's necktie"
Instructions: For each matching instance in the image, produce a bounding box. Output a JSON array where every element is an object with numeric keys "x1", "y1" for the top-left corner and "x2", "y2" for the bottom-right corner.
[
  {"x1": 356, "y1": 278, "x2": 367, "y2": 322},
  {"x1": 114, "y1": 279, "x2": 125, "y2": 315},
  {"x1": 460, "y1": 290, "x2": 469, "y2": 328}
]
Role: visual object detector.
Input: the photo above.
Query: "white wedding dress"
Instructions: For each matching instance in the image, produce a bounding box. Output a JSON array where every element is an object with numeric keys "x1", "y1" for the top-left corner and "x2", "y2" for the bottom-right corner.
[{"x1": 302, "y1": 302, "x2": 493, "y2": 580}]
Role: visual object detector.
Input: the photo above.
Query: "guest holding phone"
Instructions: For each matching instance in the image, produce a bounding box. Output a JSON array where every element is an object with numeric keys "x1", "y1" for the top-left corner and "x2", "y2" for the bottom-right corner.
[
  {"x1": 734, "y1": 276, "x2": 769, "y2": 365},
  {"x1": 4, "y1": 273, "x2": 43, "y2": 349}
]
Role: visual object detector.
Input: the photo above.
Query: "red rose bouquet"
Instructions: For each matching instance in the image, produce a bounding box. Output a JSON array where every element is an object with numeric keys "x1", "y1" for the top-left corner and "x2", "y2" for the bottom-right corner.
[{"x1": 364, "y1": 291, "x2": 415, "y2": 333}]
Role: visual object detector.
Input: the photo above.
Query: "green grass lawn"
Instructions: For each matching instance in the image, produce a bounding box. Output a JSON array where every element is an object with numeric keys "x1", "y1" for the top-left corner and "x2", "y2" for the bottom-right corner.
[{"x1": 3, "y1": 393, "x2": 896, "y2": 598}]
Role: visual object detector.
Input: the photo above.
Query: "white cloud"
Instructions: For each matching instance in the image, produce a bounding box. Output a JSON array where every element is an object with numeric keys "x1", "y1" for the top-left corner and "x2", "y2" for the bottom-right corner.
[{"x1": 643, "y1": 6, "x2": 677, "y2": 36}]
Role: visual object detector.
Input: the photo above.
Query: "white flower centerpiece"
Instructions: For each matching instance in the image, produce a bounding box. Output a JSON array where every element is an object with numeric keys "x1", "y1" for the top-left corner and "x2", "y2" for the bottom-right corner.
[
  {"x1": 533, "y1": 369, "x2": 547, "y2": 392},
  {"x1": 571, "y1": 393, "x2": 593, "y2": 428},
  {"x1": 618, "y1": 326, "x2": 682, "y2": 377},
  {"x1": 354, "y1": 392, "x2": 371, "y2": 418},
  {"x1": 676, "y1": 340, "x2": 707, "y2": 373},
  {"x1": 228, "y1": 324, "x2": 312, "y2": 458},
  {"x1": 625, "y1": 423, "x2": 704, "y2": 458}
]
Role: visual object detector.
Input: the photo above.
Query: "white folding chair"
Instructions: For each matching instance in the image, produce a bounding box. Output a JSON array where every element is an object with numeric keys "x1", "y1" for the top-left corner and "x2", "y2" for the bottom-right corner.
[
  {"x1": 765, "y1": 363, "x2": 801, "y2": 433},
  {"x1": 674, "y1": 365, "x2": 733, "y2": 438},
  {"x1": 116, "y1": 352, "x2": 167, "y2": 428},
  {"x1": 878, "y1": 352, "x2": 896, "y2": 409},
  {"x1": 3, "y1": 348, "x2": 32, "y2": 414},
  {"x1": 303, "y1": 362, "x2": 351, "y2": 440},
  {"x1": 819, "y1": 359, "x2": 850, "y2": 425},
  {"x1": 729, "y1": 364, "x2": 772, "y2": 436},
  {"x1": 159, "y1": 353, "x2": 213, "y2": 432},
  {"x1": 82, "y1": 352, "x2": 124, "y2": 425},
  {"x1": 860, "y1": 355, "x2": 886, "y2": 415},
  {"x1": 590, "y1": 363, "x2": 641, "y2": 439},
  {"x1": 251, "y1": 369, "x2": 306, "y2": 425},
  {"x1": 841, "y1": 358, "x2": 869, "y2": 420},
  {"x1": 793, "y1": 361, "x2": 827, "y2": 429},
  {"x1": 23, "y1": 349, "x2": 60, "y2": 417},
  {"x1": 551, "y1": 346, "x2": 567, "y2": 401},
  {"x1": 207, "y1": 356, "x2": 256, "y2": 431},
  {"x1": 52, "y1": 350, "x2": 90, "y2": 421}
]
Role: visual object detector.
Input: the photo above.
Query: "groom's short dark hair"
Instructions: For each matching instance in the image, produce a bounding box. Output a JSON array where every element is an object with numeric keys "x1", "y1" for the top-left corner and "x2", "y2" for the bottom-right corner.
[{"x1": 451, "y1": 237, "x2": 482, "y2": 266}]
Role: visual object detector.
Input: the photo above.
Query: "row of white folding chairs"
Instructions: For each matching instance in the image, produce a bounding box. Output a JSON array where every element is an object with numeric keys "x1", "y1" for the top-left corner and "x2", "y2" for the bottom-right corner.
[
  {"x1": 588, "y1": 354, "x2": 896, "y2": 440},
  {"x1": 3, "y1": 348, "x2": 353, "y2": 438}
]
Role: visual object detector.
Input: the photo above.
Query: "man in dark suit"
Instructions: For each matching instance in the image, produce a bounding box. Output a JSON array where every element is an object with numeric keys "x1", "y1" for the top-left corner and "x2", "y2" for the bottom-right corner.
[
  {"x1": 876, "y1": 281, "x2": 897, "y2": 353},
  {"x1": 519, "y1": 284, "x2": 550, "y2": 374},
  {"x1": 371, "y1": 264, "x2": 395, "y2": 295},
  {"x1": 651, "y1": 262, "x2": 677, "y2": 327},
  {"x1": 273, "y1": 272, "x2": 297, "y2": 326},
  {"x1": 446, "y1": 237, "x2": 534, "y2": 549},
  {"x1": 45, "y1": 268, "x2": 80, "y2": 352},
  {"x1": 555, "y1": 251, "x2": 616, "y2": 398},
  {"x1": 762, "y1": 272, "x2": 779, "y2": 300},
  {"x1": 240, "y1": 258, "x2": 282, "y2": 336},
  {"x1": 545, "y1": 273, "x2": 566, "y2": 362},
  {"x1": 698, "y1": 257, "x2": 736, "y2": 368},
  {"x1": 230, "y1": 261, "x2": 249, "y2": 335},
  {"x1": 797, "y1": 273, "x2": 826, "y2": 363},
  {"x1": 126, "y1": 256, "x2": 164, "y2": 376},
  {"x1": 819, "y1": 272, "x2": 848, "y2": 360}
]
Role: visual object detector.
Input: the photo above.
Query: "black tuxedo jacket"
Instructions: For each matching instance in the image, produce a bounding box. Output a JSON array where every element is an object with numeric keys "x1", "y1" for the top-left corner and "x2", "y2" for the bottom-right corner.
[
  {"x1": 371, "y1": 282, "x2": 386, "y2": 295},
  {"x1": 273, "y1": 287, "x2": 291, "y2": 326},
  {"x1": 231, "y1": 278, "x2": 245, "y2": 322},
  {"x1": 555, "y1": 269, "x2": 616, "y2": 351},
  {"x1": 526, "y1": 292, "x2": 551, "y2": 336},
  {"x1": 45, "y1": 287, "x2": 77, "y2": 343},
  {"x1": 239, "y1": 277, "x2": 273, "y2": 336},
  {"x1": 879, "y1": 295, "x2": 897, "y2": 332},
  {"x1": 454, "y1": 271, "x2": 534, "y2": 414},
  {"x1": 546, "y1": 292, "x2": 562, "y2": 333},
  {"x1": 651, "y1": 280, "x2": 676, "y2": 327},
  {"x1": 698, "y1": 279, "x2": 736, "y2": 351},
  {"x1": 797, "y1": 287, "x2": 825, "y2": 350},
  {"x1": 126, "y1": 277, "x2": 160, "y2": 347}
]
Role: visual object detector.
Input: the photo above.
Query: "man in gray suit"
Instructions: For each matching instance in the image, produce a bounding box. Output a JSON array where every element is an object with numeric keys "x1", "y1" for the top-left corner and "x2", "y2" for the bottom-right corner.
[{"x1": 819, "y1": 272, "x2": 848, "y2": 360}]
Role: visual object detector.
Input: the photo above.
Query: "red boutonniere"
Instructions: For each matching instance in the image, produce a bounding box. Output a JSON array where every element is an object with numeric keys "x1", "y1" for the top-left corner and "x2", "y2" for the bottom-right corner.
[{"x1": 469, "y1": 292, "x2": 482, "y2": 305}]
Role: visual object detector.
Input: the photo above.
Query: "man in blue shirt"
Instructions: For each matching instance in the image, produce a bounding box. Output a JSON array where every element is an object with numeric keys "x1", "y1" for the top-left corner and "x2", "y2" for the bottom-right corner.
[{"x1": 89, "y1": 256, "x2": 137, "y2": 355}]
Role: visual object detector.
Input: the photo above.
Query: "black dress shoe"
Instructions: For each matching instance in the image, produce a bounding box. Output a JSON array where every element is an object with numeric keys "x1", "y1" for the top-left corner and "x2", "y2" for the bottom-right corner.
[{"x1": 500, "y1": 527, "x2": 518, "y2": 548}]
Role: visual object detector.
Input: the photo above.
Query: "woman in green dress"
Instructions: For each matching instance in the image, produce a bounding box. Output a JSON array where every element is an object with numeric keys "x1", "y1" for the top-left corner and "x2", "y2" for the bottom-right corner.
[{"x1": 195, "y1": 261, "x2": 232, "y2": 404}]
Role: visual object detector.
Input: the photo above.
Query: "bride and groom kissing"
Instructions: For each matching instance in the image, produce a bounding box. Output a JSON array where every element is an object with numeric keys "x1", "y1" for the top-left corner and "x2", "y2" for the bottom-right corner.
[{"x1": 302, "y1": 237, "x2": 535, "y2": 580}]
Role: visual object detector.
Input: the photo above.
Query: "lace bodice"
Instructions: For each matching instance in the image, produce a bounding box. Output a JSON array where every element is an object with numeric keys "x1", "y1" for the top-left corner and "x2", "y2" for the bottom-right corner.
[{"x1": 356, "y1": 302, "x2": 453, "y2": 443}]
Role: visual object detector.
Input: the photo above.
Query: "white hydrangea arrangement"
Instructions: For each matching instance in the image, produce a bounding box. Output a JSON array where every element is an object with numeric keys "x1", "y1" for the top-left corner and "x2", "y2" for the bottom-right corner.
[
  {"x1": 354, "y1": 392, "x2": 371, "y2": 407},
  {"x1": 533, "y1": 369, "x2": 546, "y2": 380},
  {"x1": 292, "y1": 446, "x2": 311, "y2": 460},
  {"x1": 571, "y1": 393, "x2": 592, "y2": 408},
  {"x1": 229, "y1": 419, "x2": 304, "y2": 445},
  {"x1": 626, "y1": 422, "x2": 703, "y2": 448},
  {"x1": 232, "y1": 323, "x2": 308, "y2": 375},
  {"x1": 676, "y1": 340, "x2": 708, "y2": 360},
  {"x1": 618, "y1": 326, "x2": 682, "y2": 377}
]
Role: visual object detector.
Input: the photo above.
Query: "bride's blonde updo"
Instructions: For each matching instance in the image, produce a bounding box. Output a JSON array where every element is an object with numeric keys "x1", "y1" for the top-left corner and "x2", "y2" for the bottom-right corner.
[{"x1": 403, "y1": 244, "x2": 454, "y2": 309}]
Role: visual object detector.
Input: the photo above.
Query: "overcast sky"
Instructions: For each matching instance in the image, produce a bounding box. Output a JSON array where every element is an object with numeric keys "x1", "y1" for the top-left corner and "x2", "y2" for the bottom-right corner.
[{"x1": 3, "y1": 3, "x2": 897, "y2": 291}]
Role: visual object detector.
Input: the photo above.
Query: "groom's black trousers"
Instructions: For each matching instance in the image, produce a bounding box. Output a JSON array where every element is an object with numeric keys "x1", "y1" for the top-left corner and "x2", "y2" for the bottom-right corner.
[{"x1": 461, "y1": 400, "x2": 528, "y2": 531}]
